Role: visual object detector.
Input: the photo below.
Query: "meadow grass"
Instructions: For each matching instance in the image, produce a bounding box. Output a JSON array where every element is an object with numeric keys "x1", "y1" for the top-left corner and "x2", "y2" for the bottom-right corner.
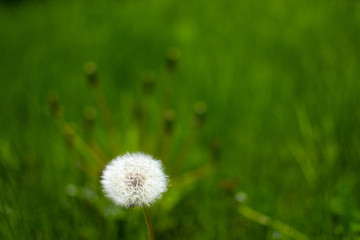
[{"x1": 1, "y1": 0, "x2": 360, "y2": 239}]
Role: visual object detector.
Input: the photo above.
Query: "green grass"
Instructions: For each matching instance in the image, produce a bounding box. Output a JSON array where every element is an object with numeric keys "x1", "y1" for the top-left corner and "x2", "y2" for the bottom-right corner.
[{"x1": 1, "y1": 0, "x2": 360, "y2": 239}]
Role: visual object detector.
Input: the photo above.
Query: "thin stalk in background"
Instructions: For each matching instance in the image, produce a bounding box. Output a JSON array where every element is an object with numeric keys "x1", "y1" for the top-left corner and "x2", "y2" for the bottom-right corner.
[
  {"x1": 238, "y1": 203, "x2": 310, "y2": 240},
  {"x1": 47, "y1": 95, "x2": 105, "y2": 178},
  {"x1": 84, "y1": 62, "x2": 120, "y2": 156},
  {"x1": 170, "y1": 101, "x2": 207, "y2": 175}
]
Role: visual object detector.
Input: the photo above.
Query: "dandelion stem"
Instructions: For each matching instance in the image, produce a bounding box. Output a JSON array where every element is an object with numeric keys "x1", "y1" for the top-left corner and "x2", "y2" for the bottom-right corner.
[{"x1": 142, "y1": 205, "x2": 154, "y2": 240}]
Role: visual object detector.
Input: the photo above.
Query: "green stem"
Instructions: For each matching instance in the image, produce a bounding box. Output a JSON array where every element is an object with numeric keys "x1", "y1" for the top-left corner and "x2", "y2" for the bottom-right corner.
[{"x1": 142, "y1": 206, "x2": 154, "y2": 240}]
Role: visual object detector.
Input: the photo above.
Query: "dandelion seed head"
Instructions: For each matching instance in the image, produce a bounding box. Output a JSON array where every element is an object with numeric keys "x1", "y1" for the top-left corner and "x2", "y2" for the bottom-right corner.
[{"x1": 101, "y1": 152, "x2": 168, "y2": 208}]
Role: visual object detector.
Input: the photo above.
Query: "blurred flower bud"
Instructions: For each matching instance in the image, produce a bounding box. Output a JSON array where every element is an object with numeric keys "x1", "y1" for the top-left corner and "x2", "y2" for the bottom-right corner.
[
  {"x1": 83, "y1": 106, "x2": 97, "y2": 131},
  {"x1": 209, "y1": 138, "x2": 221, "y2": 161},
  {"x1": 84, "y1": 62, "x2": 99, "y2": 88},
  {"x1": 64, "y1": 122, "x2": 76, "y2": 147},
  {"x1": 220, "y1": 179, "x2": 238, "y2": 195},
  {"x1": 166, "y1": 47, "x2": 180, "y2": 73},
  {"x1": 142, "y1": 70, "x2": 156, "y2": 94},
  {"x1": 163, "y1": 109, "x2": 176, "y2": 134},
  {"x1": 133, "y1": 104, "x2": 144, "y2": 123},
  {"x1": 193, "y1": 101, "x2": 207, "y2": 126},
  {"x1": 47, "y1": 94, "x2": 63, "y2": 118}
]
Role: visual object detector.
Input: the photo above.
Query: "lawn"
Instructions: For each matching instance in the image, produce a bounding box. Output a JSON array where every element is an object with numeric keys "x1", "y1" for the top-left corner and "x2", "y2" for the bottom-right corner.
[{"x1": 1, "y1": 0, "x2": 360, "y2": 239}]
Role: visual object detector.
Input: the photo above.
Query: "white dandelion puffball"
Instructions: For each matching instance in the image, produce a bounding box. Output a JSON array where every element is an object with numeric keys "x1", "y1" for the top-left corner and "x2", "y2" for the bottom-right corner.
[{"x1": 101, "y1": 152, "x2": 168, "y2": 208}]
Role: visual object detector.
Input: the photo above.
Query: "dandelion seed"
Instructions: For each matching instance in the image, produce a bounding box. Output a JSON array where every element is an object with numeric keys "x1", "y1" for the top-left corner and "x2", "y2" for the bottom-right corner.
[{"x1": 101, "y1": 152, "x2": 168, "y2": 208}]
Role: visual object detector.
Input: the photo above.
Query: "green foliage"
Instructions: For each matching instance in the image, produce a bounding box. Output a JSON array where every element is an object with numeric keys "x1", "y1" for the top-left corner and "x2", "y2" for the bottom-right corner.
[{"x1": 1, "y1": 0, "x2": 360, "y2": 239}]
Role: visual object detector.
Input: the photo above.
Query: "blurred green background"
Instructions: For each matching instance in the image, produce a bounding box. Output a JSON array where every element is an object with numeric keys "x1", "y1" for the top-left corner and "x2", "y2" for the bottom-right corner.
[{"x1": 1, "y1": 0, "x2": 360, "y2": 239}]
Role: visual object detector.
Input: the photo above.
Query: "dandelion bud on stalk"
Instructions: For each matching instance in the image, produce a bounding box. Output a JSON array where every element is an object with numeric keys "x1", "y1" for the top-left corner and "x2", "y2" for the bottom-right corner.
[
  {"x1": 133, "y1": 104, "x2": 144, "y2": 123},
  {"x1": 209, "y1": 138, "x2": 221, "y2": 161},
  {"x1": 84, "y1": 62, "x2": 99, "y2": 88},
  {"x1": 163, "y1": 109, "x2": 176, "y2": 134},
  {"x1": 166, "y1": 47, "x2": 180, "y2": 73},
  {"x1": 47, "y1": 94, "x2": 63, "y2": 117},
  {"x1": 142, "y1": 70, "x2": 156, "y2": 94},
  {"x1": 193, "y1": 101, "x2": 207, "y2": 126},
  {"x1": 83, "y1": 106, "x2": 97, "y2": 132},
  {"x1": 64, "y1": 122, "x2": 76, "y2": 147},
  {"x1": 101, "y1": 152, "x2": 168, "y2": 240}
]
